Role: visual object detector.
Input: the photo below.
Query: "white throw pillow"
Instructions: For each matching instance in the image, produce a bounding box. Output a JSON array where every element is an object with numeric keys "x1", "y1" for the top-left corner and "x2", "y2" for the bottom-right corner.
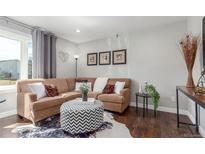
[
  {"x1": 86, "y1": 82, "x2": 92, "y2": 91},
  {"x1": 28, "y1": 82, "x2": 47, "y2": 100},
  {"x1": 114, "y1": 81, "x2": 125, "y2": 94},
  {"x1": 93, "y1": 77, "x2": 108, "y2": 93},
  {"x1": 75, "y1": 82, "x2": 83, "y2": 91},
  {"x1": 75, "y1": 82, "x2": 92, "y2": 91}
]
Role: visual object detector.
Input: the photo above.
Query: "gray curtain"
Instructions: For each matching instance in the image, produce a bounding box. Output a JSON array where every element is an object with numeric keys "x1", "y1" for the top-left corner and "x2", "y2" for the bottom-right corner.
[{"x1": 32, "y1": 28, "x2": 57, "y2": 78}]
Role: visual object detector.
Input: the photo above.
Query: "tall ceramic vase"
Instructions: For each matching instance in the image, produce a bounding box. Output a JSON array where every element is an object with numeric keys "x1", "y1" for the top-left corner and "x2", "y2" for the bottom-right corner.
[{"x1": 180, "y1": 34, "x2": 199, "y2": 88}]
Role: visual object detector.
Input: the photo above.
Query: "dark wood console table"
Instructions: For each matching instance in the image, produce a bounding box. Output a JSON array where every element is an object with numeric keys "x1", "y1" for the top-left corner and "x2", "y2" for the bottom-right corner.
[{"x1": 176, "y1": 86, "x2": 205, "y2": 133}]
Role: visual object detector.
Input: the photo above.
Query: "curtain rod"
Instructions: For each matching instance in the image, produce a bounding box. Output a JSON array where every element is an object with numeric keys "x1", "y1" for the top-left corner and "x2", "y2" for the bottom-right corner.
[
  {"x1": 0, "y1": 16, "x2": 33, "y2": 30},
  {"x1": 0, "y1": 16, "x2": 56, "y2": 36}
]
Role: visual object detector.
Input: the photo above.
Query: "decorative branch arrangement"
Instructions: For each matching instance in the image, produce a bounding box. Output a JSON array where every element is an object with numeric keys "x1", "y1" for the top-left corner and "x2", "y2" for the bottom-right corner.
[{"x1": 179, "y1": 34, "x2": 200, "y2": 88}]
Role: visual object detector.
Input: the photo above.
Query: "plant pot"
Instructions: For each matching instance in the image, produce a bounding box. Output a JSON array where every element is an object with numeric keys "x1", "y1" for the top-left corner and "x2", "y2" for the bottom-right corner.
[
  {"x1": 82, "y1": 92, "x2": 88, "y2": 101},
  {"x1": 186, "y1": 69, "x2": 195, "y2": 88}
]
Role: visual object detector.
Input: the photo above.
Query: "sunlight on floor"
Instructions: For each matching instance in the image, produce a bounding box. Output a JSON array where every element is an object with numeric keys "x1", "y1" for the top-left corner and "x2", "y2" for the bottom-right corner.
[{"x1": 4, "y1": 122, "x2": 31, "y2": 129}]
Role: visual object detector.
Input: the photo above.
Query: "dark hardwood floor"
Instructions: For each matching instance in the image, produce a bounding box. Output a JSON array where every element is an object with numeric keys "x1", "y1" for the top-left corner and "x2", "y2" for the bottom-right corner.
[
  {"x1": 114, "y1": 107, "x2": 201, "y2": 138},
  {"x1": 0, "y1": 106, "x2": 201, "y2": 138}
]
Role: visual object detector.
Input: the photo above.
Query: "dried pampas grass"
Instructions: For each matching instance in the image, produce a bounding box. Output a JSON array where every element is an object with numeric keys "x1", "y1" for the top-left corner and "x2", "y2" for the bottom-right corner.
[{"x1": 179, "y1": 34, "x2": 200, "y2": 87}]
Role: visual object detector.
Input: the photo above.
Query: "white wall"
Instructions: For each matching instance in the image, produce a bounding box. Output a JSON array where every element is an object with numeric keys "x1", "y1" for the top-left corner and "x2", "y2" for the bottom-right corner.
[
  {"x1": 78, "y1": 20, "x2": 188, "y2": 110},
  {"x1": 56, "y1": 38, "x2": 78, "y2": 78}
]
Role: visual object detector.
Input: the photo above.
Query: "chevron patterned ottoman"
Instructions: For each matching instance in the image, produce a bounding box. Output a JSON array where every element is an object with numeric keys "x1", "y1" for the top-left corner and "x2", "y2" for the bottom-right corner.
[{"x1": 60, "y1": 100, "x2": 104, "y2": 134}]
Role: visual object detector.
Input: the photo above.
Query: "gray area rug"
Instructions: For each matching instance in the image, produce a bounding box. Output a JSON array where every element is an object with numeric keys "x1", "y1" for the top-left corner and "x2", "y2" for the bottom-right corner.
[{"x1": 13, "y1": 114, "x2": 113, "y2": 138}]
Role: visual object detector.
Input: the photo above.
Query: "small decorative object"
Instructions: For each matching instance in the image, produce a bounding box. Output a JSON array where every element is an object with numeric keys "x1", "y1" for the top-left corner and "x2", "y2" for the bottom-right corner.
[
  {"x1": 58, "y1": 51, "x2": 69, "y2": 62},
  {"x1": 139, "y1": 81, "x2": 148, "y2": 94},
  {"x1": 139, "y1": 83, "x2": 142, "y2": 93},
  {"x1": 179, "y1": 34, "x2": 199, "y2": 88},
  {"x1": 80, "y1": 83, "x2": 89, "y2": 101},
  {"x1": 112, "y1": 49, "x2": 127, "y2": 65},
  {"x1": 145, "y1": 84, "x2": 160, "y2": 112},
  {"x1": 195, "y1": 68, "x2": 205, "y2": 95},
  {"x1": 87, "y1": 53, "x2": 98, "y2": 66},
  {"x1": 99, "y1": 51, "x2": 111, "y2": 65}
]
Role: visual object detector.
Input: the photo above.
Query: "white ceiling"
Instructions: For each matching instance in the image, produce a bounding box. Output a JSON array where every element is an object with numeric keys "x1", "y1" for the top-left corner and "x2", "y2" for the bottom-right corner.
[{"x1": 10, "y1": 16, "x2": 187, "y2": 44}]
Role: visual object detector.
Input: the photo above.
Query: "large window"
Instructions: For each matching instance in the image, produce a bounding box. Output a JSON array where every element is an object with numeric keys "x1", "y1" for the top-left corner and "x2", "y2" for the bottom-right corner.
[{"x1": 0, "y1": 30, "x2": 32, "y2": 86}]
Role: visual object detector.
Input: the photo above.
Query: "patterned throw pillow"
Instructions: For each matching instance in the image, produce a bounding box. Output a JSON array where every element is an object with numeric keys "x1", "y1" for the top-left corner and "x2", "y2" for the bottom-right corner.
[
  {"x1": 44, "y1": 84, "x2": 59, "y2": 97},
  {"x1": 103, "y1": 84, "x2": 115, "y2": 94}
]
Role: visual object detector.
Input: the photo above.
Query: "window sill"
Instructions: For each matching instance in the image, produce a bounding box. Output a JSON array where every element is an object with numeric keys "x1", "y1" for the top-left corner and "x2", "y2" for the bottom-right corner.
[{"x1": 0, "y1": 85, "x2": 17, "y2": 93}]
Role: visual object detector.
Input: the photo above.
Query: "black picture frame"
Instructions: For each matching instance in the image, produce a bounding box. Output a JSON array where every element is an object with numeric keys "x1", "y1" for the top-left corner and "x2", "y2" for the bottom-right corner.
[
  {"x1": 87, "y1": 53, "x2": 98, "y2": 66},
  {"x1": 99, "y1": 51, "x2": 111, "y2": 65},
  {"x1": 112, "y1": 49, "x2": 127, "y2": 65}
]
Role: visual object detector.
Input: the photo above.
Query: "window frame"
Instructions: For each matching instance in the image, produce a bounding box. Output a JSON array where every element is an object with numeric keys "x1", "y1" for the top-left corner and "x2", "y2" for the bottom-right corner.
[{"x1": 0, "y1": 28, "x2": 32, "y2": 89}]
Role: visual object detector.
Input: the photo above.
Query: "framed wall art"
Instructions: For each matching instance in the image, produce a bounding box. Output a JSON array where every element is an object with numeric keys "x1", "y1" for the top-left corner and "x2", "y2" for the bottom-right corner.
[
  {"x1": 112, "y1": 49, "x2": 127, "y2": 65},
  {"x1": 87, "y1": 53, "x2": 98, "y2": 66},
  {"x1": 99, "y1": 51, "x2": 111, "y2": 65}
]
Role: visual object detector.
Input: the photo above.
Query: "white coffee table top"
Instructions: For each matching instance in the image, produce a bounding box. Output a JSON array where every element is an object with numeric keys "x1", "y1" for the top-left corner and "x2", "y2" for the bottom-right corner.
[{"x1": 61, "y1": 98, "x2": 103, "y2": 112}]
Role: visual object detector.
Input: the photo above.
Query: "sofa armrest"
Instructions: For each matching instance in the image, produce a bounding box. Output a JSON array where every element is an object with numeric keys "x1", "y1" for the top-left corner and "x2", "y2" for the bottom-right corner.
[
  {"x1": 120, "y1": 88, "x2": 130, "y2": 104},
  {"x1": 120, "y1": 88, "x2": 130, "y2": 96},
  {"x1": 17, "y1": 93, "x2": 37, "y2": 120}
]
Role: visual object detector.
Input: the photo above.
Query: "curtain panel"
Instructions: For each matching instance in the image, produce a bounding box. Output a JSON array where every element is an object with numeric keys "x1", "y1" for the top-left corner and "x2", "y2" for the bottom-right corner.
[{"x1": 32, "y1": 28, "x2": 57, "y2": 78}]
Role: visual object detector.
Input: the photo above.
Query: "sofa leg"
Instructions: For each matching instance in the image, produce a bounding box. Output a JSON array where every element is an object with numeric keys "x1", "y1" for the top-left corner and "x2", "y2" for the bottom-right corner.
[
  {"x1": 32, "y1": 121, "x2": 39, "y2": 126},
  {"x1": 17, "y1": 114, "x2": 24, "y2": 119}
]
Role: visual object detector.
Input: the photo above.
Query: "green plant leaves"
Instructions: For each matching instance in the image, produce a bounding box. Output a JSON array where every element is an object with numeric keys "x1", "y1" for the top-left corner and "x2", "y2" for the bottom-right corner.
[
  {"x1": 145, "y1": 84, "x2": 160, "y2": 111},
  {"x1": 80, "y1": 83, "x2": 89, "y2": 94}
]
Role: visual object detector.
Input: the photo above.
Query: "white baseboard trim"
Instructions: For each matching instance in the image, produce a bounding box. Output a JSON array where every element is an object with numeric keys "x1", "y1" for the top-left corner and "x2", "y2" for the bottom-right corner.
[
  {"x1": 129, "y1": 102, "x2": 188, "y2": 115},
  {"x1": 0, "y1": 110, "x2": 17, "y2": 119}
]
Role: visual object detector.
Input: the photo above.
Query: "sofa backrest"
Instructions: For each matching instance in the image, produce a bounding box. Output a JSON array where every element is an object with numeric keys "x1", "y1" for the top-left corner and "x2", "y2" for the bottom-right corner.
[
  {"x1": 17, "y1": 79, "x2": 45, "y2": 93},
  {"x1": 17, "y1": 78, "x2": 70, "y2": 94},
  {"x1": 75, "y1": 77, "x2": 131, "y2": 89},
  {"x1": 65, "y1": 78, "x2": 76, "y2": 91},
  {"x1": 17, "y1": 77, "x2": 131, "y2": 93},
  {"x1": 75, "y1": 77, "x2": 96, "y2": 89},
  {"x1": 43, "y1": 78, "x2": 69, "y2": 94},
  {"x1": 107, "y1": 78, "x2": 131, "y2": 88}
]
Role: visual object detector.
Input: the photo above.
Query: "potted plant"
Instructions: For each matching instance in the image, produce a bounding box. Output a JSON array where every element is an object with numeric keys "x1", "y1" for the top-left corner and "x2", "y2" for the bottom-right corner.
[
  {"x1": 145, "y1": 84, "x2": 160, "y2": 116},
  {"x1": 80, "y1": 83, "x2": 89, "y2": 101}
]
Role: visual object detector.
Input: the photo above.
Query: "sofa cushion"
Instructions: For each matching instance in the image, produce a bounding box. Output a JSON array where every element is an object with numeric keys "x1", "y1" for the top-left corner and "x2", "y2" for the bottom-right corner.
[
  {"x1": 75, "y1": 77, "x2": 96, "y2": 89},
  {"x1": 88, "y1": 91, "x2": 101, "y2": 98},
  {"x1": 98, "y1": 94, "x2": 124, "y2": 104},
  {"x1": 31, "y1": 96, "x2": 63, "y2": 111},
  {"x1": 107, "y1": 78, "x2": 131, "y2": 88},
  {"x1": 103, "y1": 84, "x2": 115, "y2": 94},
  {"x1": 60, "y1": 91, "x2": 81, "y2": 101},
  {"x1": 17, "y1": 79, "x2": 45, "y2": 93},
  {"x1": 44, "y1": 78, "x2": 69, "y2": 94},
  {"x1": 28, "y1": 82, "x2": 47, "y2": 99},
  {"x1": 114, "y1": 81, "x2": 125, "y2": 94},
  {"x1": 65, "y1": 78, "x2": 76, "y2": 91},
  {"x1": 93, "y1": 77, "x2": 108, "y2": 92},
  {"x1": 44, "y1": 84, "x2": 59, "y2": 97}
]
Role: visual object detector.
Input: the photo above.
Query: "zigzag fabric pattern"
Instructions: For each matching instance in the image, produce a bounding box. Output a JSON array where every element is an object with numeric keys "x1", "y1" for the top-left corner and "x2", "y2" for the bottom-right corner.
[{"x1": 60, "y1": 101, "x2": 104, "y2": 134}]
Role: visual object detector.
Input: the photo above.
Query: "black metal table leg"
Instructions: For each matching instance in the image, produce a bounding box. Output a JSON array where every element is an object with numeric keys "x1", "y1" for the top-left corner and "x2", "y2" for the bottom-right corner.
[
  {"x1": 176, "y1": 88, "x2": 179, "y2": 128},
  {"x1": 195, "y1": 102, "x2": 199, "y2": 132},
  {"x1": 136, "y1": 95, "x2": 138, "y2": 112},
  {"x1": 154, "y1": 110, "x2": 157, "y2": 117},
  {"x1": 146, "y1": 97, "x2": 148, "y2": 111},
  {"x1": 143, "y1": 97, "x2": 145, "y2": 117}
]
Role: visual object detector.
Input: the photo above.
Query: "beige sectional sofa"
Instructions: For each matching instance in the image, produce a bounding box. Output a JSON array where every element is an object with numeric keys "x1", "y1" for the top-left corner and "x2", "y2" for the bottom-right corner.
[{"x1": 17, "y1": 77, "x2": 131, "y2": 123}]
